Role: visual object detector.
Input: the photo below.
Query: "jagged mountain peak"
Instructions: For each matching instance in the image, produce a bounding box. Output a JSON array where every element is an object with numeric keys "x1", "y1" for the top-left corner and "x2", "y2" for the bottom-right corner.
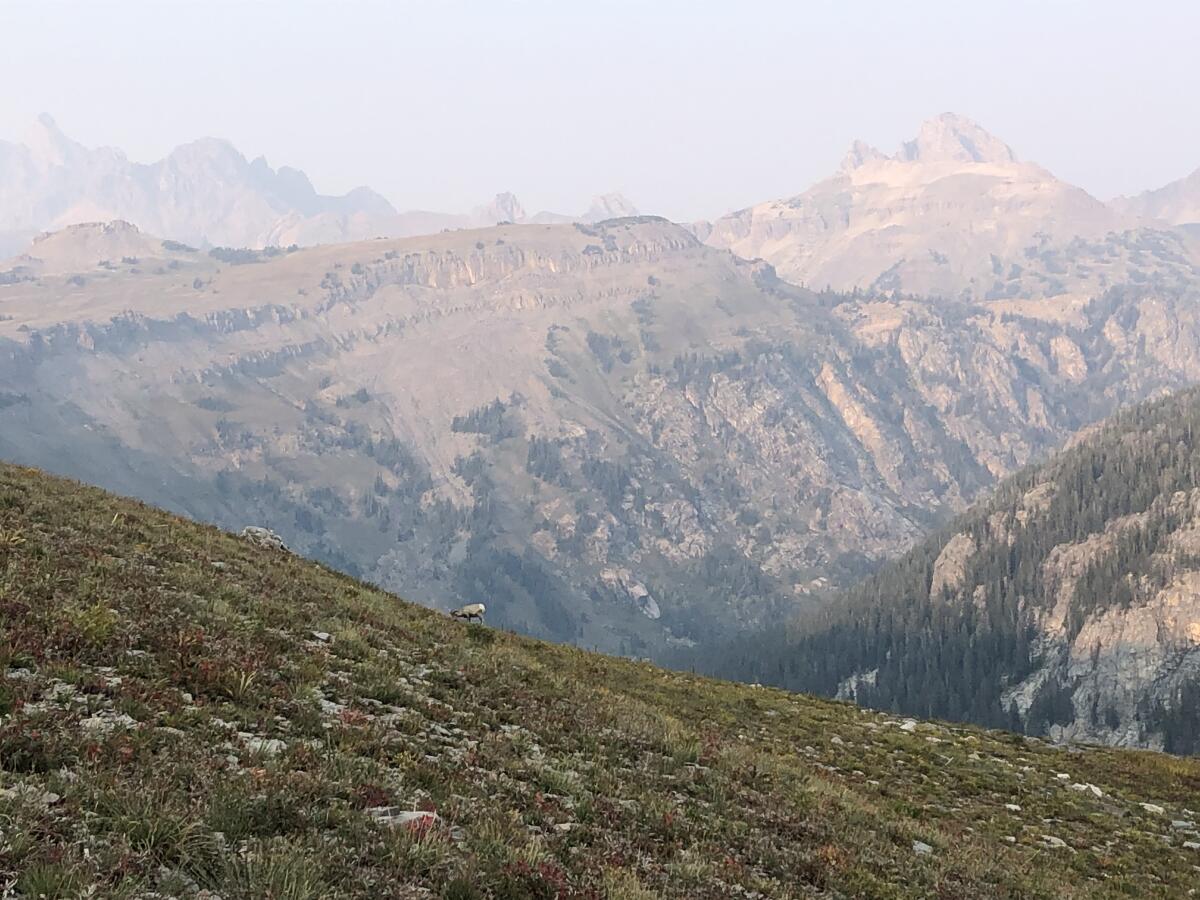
[
  {"x1": 899, "y1": 112, "x2": 1018, "y2": 165},
  {"x1": 840, "y1": 139, "x2": 887, "y2": 172},
  {"x1": 585, "y1": 192, "x2": 640, "y2": 221},
  {"x1": 0, "y1": 115, "x2": 402, "y2": 250},
  {"x1": 700, "y1": 112, "x2": 1123, "y2": 298},
  {"x1": 475, "y1": 191, "x2": 527, "y2": 225},
  {"x1": 21, "y1": 111, "x2": 88, "y2": 170}
]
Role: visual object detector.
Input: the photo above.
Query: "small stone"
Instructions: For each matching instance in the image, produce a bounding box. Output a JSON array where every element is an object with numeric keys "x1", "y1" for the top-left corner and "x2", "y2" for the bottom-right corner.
[
  {"x1": 1040, "y1": 835, "x2": 1069, "y2": 849},
  {"x1": 1055, "y1": 773, "x2": 1071, "y2": 781},
  {"x1": 80, "y1": 712, "x2": 136, "y2": 734},
  {"x1": 1171, "y1": 820, "x2": 1197, "y2": 830},
  {"x1": 310, "y1": 631, "x2": 332, "y2": 643},
  {"x1": 912, "y1": 840, "x2": 933, "y2": 855},
  {"x1": 245, "y1": 737, "x2": 287, "y2": 756},
  {"x1": 367, "y1": 807, "x2": 439, "y2": 828},
  {"x1": 830, "y1": 736, "x2": 845, "y2": 746},
  {"x1": 553, "y1": 822, "x2": 577, "y2": 833},
  {"x1": 1183, "y1": 841, "x2": 1200, "y2": 851},
  {"x1": 1004, "y1": 803, "x2": 1022, "y2": 812},
  {"x1": 1069, "y1": 783, "x2": 1103, "y2": 798},
  {"x1": 900, "y1": 719, "x2": 918, "y2": 732},
  {"x1": 1141, "y1": 803, "x2": 1165, "y2": 815},
  {"x1": 1002, "y1": 836, "x2": 1016, "y2": 843}
]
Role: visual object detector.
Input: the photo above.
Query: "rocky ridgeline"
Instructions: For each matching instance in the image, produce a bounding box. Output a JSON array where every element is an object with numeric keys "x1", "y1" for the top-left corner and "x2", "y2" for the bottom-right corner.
[{"x1": 4, "y1": 216, "x2": 1200, "y2": 662}]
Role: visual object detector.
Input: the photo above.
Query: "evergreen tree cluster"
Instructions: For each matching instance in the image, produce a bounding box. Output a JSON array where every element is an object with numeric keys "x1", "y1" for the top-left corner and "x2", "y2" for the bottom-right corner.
[{"x1": 702, "y1": 386, "x2": 1200, "y2": 749}]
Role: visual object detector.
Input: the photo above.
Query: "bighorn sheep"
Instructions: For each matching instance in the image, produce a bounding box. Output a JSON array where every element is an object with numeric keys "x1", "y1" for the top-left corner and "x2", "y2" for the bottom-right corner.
[{"x1": 450, "y1": 602, "x2": 486, "y2": 623}]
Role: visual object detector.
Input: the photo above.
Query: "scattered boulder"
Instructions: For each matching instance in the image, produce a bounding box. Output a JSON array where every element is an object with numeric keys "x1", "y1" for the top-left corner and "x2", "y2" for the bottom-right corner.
[
  {"x1": 912, "y1": 840, "x2": 933, "y2": 855},
  {"x1": 1141, "y1": 803, "x2": 1165, "y2": 815},
  {"x1": 240, "y1": 526, "x2": 289, "y2": 552}
]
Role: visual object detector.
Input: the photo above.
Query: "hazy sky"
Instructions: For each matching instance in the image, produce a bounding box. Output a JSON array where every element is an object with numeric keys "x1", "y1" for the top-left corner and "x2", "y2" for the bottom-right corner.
[{"x1": 1, "y1": 0, "x2": 1197, "y2": 221}]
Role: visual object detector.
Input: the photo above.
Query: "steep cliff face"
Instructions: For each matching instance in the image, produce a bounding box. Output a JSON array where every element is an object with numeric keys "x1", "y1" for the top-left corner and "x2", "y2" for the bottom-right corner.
[
  {"x1": 709, "y1": 389, "x2": 1200, "y2": 752},
  {"x1": 4, "y1": 217, "x2": 1200, "y2": 657},
  {"x1": 696, "y1": 113, "x2": 1196, "y2": 300}
]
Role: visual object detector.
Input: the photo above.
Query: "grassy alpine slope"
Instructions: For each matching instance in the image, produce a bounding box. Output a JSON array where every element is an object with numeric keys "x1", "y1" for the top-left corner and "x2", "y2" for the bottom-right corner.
[{"x1": 1, "y1": 462, "x2": 1200, "y2": 898}]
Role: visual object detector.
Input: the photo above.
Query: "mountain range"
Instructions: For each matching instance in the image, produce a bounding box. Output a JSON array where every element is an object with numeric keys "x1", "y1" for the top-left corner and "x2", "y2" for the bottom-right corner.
[
  {"x1": 3, "y1": 211, "x2": 1200, "y2": 660},
  {"x1": 0, "y1": 114, "x2": 638, "y2": 257},
  {"x1": 4, "y1": 112, "x2": 1200, "y2": 750}
]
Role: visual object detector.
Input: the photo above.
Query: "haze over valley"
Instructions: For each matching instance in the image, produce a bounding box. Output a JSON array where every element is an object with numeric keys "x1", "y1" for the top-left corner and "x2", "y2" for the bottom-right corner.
[
  {"x1": 4, "y1": 109, "x2": 1200, "y2": 689},
  {"x1": 5, "y1": 4, "x2": 1200, "y2": 893}
]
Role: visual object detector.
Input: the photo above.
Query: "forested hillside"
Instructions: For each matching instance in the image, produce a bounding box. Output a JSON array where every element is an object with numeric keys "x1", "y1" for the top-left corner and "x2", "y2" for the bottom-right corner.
[{"x1": 703, "y1": 388, "x2": 1200, "y2": 752}]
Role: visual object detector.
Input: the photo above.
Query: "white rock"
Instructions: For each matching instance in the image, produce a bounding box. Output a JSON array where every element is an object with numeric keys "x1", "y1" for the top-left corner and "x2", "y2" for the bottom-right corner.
[
  {"x1": 900, "y1": 719, "x2": 918, "y2": 732},
  {"x1": 310, "y1": 631, "x2": 332, "y2": 642},
  {"x1": 1141, "y1": 803, "x2": 1165, "y2": 815},
  {"x1": 245, "y1": 737, "x2": 287, "y2": 756},
  {"x1": 80, "y1": 712, "x2": 136, "y2": 734},
  {"x1": 1004, "y1": 803, "x2": 1022, "y2": 812},
  {"x1": 1040, "y1": 835, "x2": 1069, "y2": 849},
  {"x1": 367, "y1": 807, "x2": 439, "y2": 828},
  {"x1": 1055, "y1": 773, "x2": 1071, "y2": 781},
  {"x1": 1069, "y1": 783, "x2": 1103, "y2": 798},
  {"x1": 240, "y1": 526, "x2": 290, "y2": 552},
  {"x1": 912, "y1": 840, "x2": 933, "y2": 855}
]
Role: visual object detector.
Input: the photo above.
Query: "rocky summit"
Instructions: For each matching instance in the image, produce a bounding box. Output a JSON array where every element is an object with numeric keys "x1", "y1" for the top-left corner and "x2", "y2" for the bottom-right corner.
[
  {"x1": 2, "y1": 462, "x2": 1199, "y2": 897},
  {"x1": 694, "y1": 113, "x2": 1198, "y2": 300}
]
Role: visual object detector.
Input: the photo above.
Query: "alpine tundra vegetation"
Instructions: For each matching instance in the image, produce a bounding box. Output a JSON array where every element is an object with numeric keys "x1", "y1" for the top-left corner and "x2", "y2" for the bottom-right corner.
[{"x1": 2, "y1": 462, "x2": 1200, "y2": 897}]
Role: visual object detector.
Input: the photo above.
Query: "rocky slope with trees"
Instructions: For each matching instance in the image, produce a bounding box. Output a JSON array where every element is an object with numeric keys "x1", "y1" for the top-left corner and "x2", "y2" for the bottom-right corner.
[
  {"x1": 702, "y1": 387, "x2": 1200, "y2": 753},
  {"x1": 4, "y1": 216, "x2": 1200, "y2": 657}
]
